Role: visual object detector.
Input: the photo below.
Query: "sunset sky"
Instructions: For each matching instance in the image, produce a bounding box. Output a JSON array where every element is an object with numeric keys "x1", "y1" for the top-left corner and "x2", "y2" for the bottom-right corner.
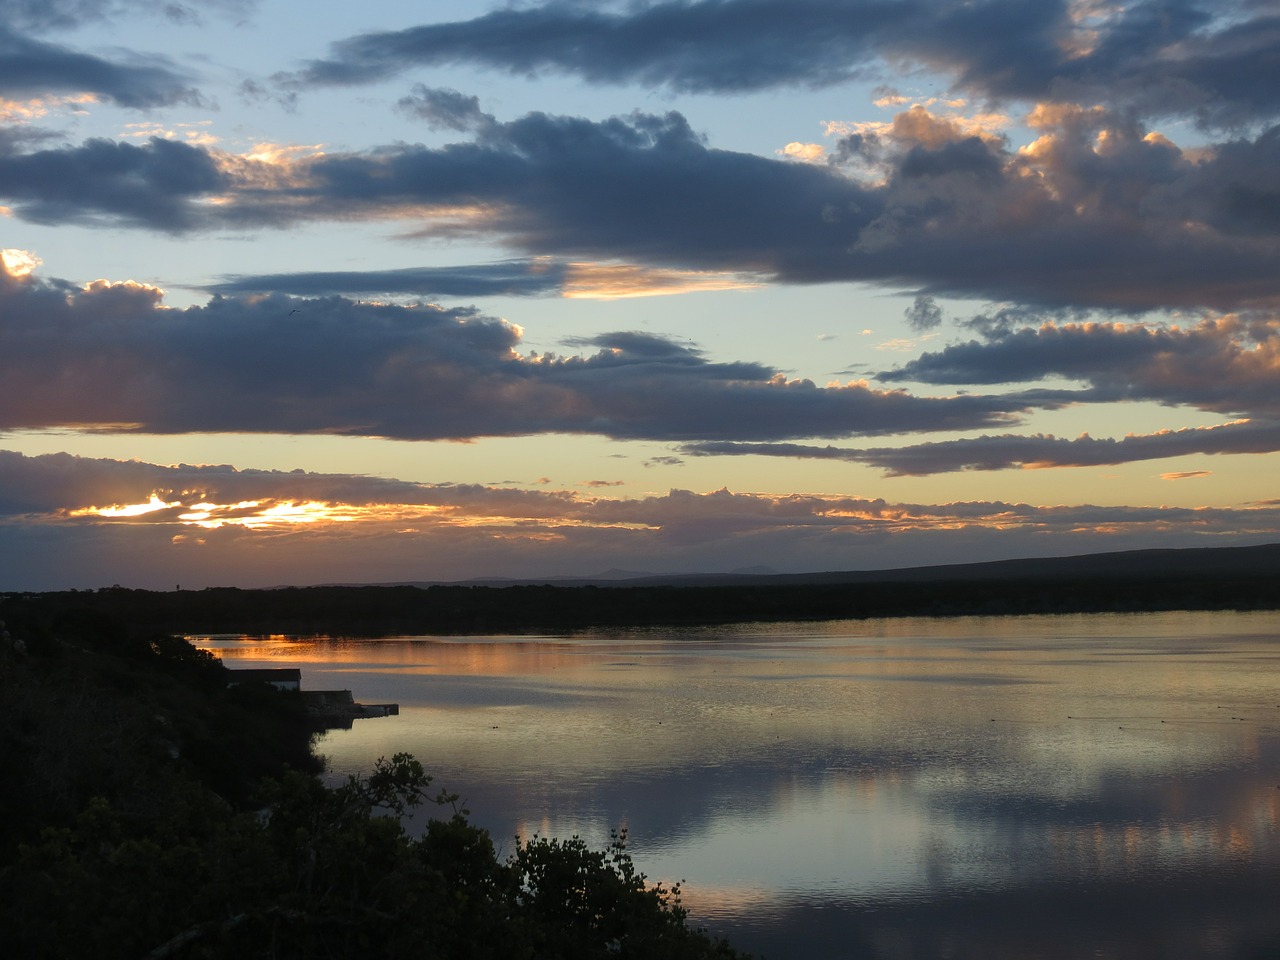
[{"x1": 3, "y1": 0, "x2": 1280, "y2": 590}]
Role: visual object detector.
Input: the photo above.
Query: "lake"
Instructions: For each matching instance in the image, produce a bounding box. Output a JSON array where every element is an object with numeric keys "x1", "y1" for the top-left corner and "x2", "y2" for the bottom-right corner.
[{"x1": 193, "y1": 611, "x2": 1280, "y2": 959}]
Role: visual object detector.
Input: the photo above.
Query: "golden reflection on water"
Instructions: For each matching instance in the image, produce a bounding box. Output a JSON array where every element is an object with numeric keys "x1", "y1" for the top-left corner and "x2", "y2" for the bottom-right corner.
[{"x1": 193, "y1": 611, "x2": 1280, "y2": 952}]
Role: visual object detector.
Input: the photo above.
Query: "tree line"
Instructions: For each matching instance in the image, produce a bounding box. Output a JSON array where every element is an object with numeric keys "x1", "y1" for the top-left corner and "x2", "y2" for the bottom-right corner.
[{"x1": 5, "y1": 570, "x2": 1279, "y2": 640}]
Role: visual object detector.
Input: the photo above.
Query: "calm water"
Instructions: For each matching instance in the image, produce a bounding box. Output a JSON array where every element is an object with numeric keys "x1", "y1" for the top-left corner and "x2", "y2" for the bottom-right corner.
[{"x1": 194, "y1": 611, "x2": 1280, "y2": 959}]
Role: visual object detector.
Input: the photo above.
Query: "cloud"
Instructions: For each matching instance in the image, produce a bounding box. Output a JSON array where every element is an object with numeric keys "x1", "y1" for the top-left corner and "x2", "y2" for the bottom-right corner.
[
  {"x1": 280, "y1": 0, "x2": 896, "y2": 94},
  {"x1": 559, "y1": 262, "x2": 762, "y2": 299},
  {"x1": 904, "y1": 295, "x2": 943, "y2": 331},
  {"x1": 0, "y1": 247, "x2": 41, "y2": 277},
  {"x1": 0, "y1": 265, "x2": 1031, "y2": 442},
  {"x1": 396, "y1": 84, "x2": 495, "y2": 132},
  {"x1": 0, "y1": 26, "x2": 200, "y2": 108},
  {"x1": 881, "y1": 314, "x2": 1280, "y2": 420},
  {"x1": 0, "y1": 136, "x2": 224, "y2": 229},
  {"x1": 833, "y1": 107, "x2": 1280, "y2": 310},
  {"x1": 221, "y1": 110, "x2": 880, "y2": 285},
  {"x1": 693, "y1": 306, "x2": 1280, "y2": 474},
  {"x1": 280, "y1": 1, "x2": 1280, "y2": 128},
  {"x1": 0, "y1": 448, "x2": 578, "y2": 519},
  {"x1": 5, "y1": 104, "x2": 1280, "y2": 311},
  {"x1": 208, "y1": 260, "x2": 570, "y2": 299},
  {"x1": 0, "y1": 92, "x2": 93, "y2": 126},
  {"x1": 887, "y1": 0, "x2": 1280, "y2": 129},
  {"x1": 679, "y1": 419, "x2": 1280, "y2": 476},
  {"x1": 206, "y1": 259, "x2": 759, "y2": 301},
  {"x1": 4, "y1": 449, "x2": 1278, "y2": 589},
  {"x1": 1, "y1": 1, "x2": 254, "y2": 33}
]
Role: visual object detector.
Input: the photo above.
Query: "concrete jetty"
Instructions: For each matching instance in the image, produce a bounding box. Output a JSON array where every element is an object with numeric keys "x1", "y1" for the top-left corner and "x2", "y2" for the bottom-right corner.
[{"x1": 225, "y1": 666, "x2": 398, "y2": 729}]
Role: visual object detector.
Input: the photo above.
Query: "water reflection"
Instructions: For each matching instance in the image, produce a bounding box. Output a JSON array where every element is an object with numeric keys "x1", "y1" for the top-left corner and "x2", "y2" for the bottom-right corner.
[{"x1": 193, "y1": 612, "x2": 1280, "y2": 958}]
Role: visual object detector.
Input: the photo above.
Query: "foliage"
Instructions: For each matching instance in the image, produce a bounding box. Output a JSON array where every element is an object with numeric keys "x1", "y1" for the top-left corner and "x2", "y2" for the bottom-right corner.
[
  {"x1": 512, "y1": 830, "x2": 740, "y2": 959},
  {"x1": 0, "y1": 754, "x2": 747, "y2": 960},
  {"x1": 0, "y1": 606, "x2": 750, "y2": 959}
]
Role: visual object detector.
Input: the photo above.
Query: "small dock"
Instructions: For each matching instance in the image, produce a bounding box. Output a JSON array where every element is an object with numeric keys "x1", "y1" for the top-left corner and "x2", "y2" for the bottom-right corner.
[
  {"x1": 301, "y1": 689, "x2": 400, "y2": 728},
  {"x1": 225, "y1": 666, "x2": 398, "y2": 729}
]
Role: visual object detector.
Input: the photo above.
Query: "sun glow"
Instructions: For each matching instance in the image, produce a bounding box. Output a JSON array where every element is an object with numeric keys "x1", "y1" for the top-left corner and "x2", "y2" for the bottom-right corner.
[
  {"x1": 69, "y1": 495, "x2": 455, "y2": 531},
  {"x1": 1, "y1": 248, "x2": 42, "y2": 278},
  {"x1": 241, "y1": 142, "x2": 326, "y2": 165},
  {"x1": 86, "y1": 495, "x2": 181, "y2": 518},
  {"x1": 175, "y1": 499, "x2": 365, "y2": 530}
]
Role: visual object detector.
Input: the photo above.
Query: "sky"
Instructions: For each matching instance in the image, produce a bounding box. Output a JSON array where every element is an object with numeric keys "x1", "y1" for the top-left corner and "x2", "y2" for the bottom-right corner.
[{"x1": 2, "y1": 0, "x2": 1280, "y2": 590}]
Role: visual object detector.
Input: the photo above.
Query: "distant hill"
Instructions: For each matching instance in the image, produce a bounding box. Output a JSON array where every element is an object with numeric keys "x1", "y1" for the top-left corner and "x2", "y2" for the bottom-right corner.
[
  {"x1": 386, "y1": 541, "x2": 1280, "y2": 589},
  {"x1": 647, "y1": 541, "x2": 1280, "y2": 586}
]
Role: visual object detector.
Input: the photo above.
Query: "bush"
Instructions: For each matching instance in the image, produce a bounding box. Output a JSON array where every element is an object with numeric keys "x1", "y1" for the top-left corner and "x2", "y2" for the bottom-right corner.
[{"x1": 1, "y1": 755, "x2": 748, "y2": 959}]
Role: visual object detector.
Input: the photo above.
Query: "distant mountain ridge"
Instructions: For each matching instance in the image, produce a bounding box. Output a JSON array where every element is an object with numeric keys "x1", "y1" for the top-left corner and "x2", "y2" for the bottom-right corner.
[{"x1": 378, "y1": 541, "x2": 1280, "y2": 589}]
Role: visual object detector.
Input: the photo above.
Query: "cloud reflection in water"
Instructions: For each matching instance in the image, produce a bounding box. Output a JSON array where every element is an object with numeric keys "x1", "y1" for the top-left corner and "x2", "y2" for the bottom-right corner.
[{"x1": 196, "y1": 611, "x2": 1280, "y2": 957}]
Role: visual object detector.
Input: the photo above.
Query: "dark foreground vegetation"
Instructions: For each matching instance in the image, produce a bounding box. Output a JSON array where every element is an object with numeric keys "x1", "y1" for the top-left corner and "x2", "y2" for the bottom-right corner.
[
  {"x1": 6, "y1": 543, "x2": 1280, "y2": 638},
  {"x1": 0, "y1": 606, "x2": 748, "y2": 959}
]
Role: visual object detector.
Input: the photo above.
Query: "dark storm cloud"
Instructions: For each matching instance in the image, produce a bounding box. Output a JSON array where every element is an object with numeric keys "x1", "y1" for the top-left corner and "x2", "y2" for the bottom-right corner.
[
  {"x1": 5, "y1": 106, "x2": 1280, "y2": 311},
  {"x1": 207, "y1": 260, "x2": 569, "y2": 298},
  {"x1": 681, "y1": 419, "x2": 1280, "y2": 475},
  {"x1": 0, "y1": 268, "x2": 1032, "y2": 442},
  {"x1": 0, "y1": 26, "x2": 200, "y2": 107},
  {"x1": 283, "y1": 0, "x2": 1280, "y2": 127},
  {"x1": 881, "y1": 315, "x2": 1280, "y2": 419}
]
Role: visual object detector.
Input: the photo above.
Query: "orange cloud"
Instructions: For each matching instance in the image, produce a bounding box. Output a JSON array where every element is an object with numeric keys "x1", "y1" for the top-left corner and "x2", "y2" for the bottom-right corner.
[{"x1": 562, "y1": 262, "x2": 760, "y2": 299}]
